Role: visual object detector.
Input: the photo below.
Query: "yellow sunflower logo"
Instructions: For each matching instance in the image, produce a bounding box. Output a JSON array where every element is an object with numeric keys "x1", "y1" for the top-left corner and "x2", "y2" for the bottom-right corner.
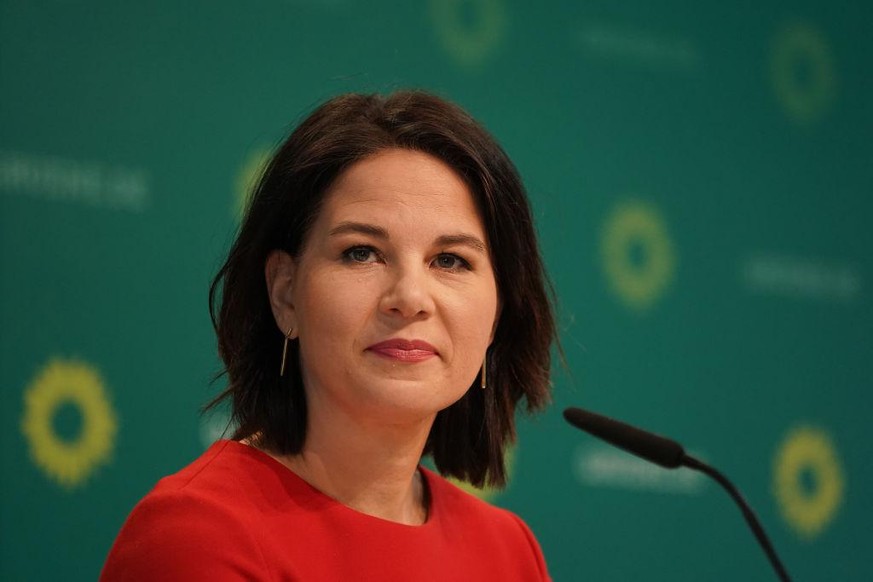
[
  {"x1": 448, "y1": 446, "x2": 515, "y2": 502},
  {"x1": 773, "y1": 425, "x2": 844, "y2": 539},
  {"x1": 235, "y1": 148, "x2": 272, "y2": 219},
  {"x1": 601, "y1": 200, "x2": 676, "y2": 311},
  {"x1": 21, "y1": 359, "x2": 118, "y2": 489},
  {"x1": 770, "y1": 21, "x2": 836, "y2": 124},
  {"x1": 430, "y1": 0, "x2": 507, "y2": 68}
]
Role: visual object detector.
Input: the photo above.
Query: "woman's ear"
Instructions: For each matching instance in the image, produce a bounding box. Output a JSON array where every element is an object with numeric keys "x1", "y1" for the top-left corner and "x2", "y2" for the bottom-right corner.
[{"x1": 265, "y1": 250, "x2": 298, "y2": 338}]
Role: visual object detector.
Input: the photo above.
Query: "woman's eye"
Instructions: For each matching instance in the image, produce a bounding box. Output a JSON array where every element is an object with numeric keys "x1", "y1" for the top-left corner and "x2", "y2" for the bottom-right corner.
[
  {"x1": 435, "y1": 254, "x2": 470, "y2": 270},
  {"x1": 344, "y1": 246, "x2": 378, "y2": 263}
]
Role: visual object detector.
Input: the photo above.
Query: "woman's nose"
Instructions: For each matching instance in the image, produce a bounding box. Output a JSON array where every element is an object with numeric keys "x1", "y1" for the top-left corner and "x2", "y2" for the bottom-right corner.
[{"x1": 379, "y1": 265, "x2": 434, "y2": 319}]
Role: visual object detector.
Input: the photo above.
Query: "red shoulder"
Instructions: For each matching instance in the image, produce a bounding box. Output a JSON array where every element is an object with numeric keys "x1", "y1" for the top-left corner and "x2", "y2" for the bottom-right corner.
[{"x1": 100, "y1": 442, "x2": 273, "y2": 581}]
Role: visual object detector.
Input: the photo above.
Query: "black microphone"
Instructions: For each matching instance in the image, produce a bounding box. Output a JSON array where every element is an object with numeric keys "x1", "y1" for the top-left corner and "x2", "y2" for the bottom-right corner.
[
  {"x1": 563, "y1": 407, "x2": 792, "y2": 582},
  {"x1": 563, "y1": 406, "x2": 685, "y2": 468}
]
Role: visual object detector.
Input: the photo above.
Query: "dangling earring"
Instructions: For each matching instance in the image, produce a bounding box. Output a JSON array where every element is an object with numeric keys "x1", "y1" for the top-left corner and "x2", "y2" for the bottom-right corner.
[
  {"x1": 279, "y1": 325, "x2": 295, "y2": 377},
  {"x1": 480, "y1": 351, "x2": 487, "y2": 390}
]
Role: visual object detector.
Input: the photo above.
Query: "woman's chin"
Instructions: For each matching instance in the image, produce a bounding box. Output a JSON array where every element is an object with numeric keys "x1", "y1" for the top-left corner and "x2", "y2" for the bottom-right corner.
[{"x1": 345, "y1": 384, "x2": 466, "y2": 426}]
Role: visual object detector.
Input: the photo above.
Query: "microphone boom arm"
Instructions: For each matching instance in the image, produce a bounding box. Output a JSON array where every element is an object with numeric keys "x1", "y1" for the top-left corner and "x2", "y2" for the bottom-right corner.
[
  {"x1": 563, "y1": 407, "x2": 792, "y2": 582},
  {"x1": 680, "y1": 453, "x2": 791, "y2": 582}
]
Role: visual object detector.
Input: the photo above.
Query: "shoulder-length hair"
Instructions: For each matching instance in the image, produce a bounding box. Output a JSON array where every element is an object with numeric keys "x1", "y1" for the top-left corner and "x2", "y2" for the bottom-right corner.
[{"x1": 209, "y1": 90, "x2": 555, "y2": 488}]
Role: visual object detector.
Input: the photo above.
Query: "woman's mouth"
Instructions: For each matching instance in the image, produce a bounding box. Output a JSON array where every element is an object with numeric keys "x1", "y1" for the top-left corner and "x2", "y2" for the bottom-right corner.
[{"x1": 366, "y1": 339, "x2": 438, "y2": 362}]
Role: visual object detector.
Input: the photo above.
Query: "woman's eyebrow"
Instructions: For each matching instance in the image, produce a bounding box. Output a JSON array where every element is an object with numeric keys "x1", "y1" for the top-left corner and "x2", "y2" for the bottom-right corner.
[
  {"x1": 435, "y1": 234, "x2": 487, "y2": 254},
  {"x1": 328, "y1": 221, "x2": 388, "y2": 239},
  {"x1": 329, "y1": 222, "x2": 486, "y2": 254}
]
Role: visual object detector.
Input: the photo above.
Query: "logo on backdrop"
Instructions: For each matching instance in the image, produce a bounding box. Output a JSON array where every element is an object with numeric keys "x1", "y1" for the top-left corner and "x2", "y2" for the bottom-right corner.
[
  {"x1": 235, "y1": 148, "x2": 272, "y2": 219},
  {"x1": 773, "y1": 425, "x2": 844, "y2": 539},
  {"x1": 742, "y1": 253, "x2": 860, "y2": 302},
  {"x1": 0, "y1": 151, "x2": 150, "y2": 212},
  {"x1": 21, "y1": 359, "x2": 118, "y2": 488},
  {"x1": 199, "y1": 407, "x2": 237, "y2": 448},
  {"x1": 575, "y1": 21, "x2": 702, "y2": 72},
  {"x1": 446, "y1": 446, "x2": 514, "y2": 502},
  {"x1": 573, "y1": 443, "x2": 705, "y2": 495},
  {"x1": 600, "y1": 200, "x2": 676, "y2": 310},
  {"x1": 770, "y1": 21, "x2": 836, "y2": 124},
  {"x1": 431, "y1": 0, "x2": 506, "y2": 68}
]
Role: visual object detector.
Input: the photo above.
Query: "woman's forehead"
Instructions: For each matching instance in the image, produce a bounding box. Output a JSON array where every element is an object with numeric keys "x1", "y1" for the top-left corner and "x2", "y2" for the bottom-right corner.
[{"x1": 315, "y1": 150, "x2": 485, "y2": 235}]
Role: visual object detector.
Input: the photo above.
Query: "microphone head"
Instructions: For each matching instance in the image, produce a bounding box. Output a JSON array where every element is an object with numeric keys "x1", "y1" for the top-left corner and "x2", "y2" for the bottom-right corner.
[{"x1": 563, "y1": 407, "x2": 686, "y2": 469}]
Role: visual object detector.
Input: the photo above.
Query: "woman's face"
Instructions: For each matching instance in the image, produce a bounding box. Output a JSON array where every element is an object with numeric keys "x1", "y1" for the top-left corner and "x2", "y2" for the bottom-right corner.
[{"x1": 267, "y1": 149, "x2": 500, "y2": 427}]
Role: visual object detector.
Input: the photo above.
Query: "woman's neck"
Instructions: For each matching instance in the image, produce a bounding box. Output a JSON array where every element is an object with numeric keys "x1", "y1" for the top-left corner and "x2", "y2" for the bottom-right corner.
[{"x1": 254, "y1": 404, "x2": 434, "y2": 526}]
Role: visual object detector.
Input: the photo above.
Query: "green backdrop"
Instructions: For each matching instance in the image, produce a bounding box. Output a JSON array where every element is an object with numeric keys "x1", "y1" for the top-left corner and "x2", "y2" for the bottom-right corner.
[{"x1": 2, "y1": 1, "x2": 870, "y2": 580}]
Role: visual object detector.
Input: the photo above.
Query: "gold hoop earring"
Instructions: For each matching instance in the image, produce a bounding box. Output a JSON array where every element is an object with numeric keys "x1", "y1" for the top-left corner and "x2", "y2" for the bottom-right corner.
[
  {"x1": 279, "y1": 325, "x2": 295, "y2": 377},
  {"x1": 480, "y1": 351, "x2": 487, "y2": 390}
]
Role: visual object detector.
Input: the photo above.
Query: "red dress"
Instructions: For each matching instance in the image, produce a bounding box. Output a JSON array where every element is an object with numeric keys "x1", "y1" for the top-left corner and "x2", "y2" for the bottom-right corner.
[{"x1": 100, "y1": 440, "x2": 550, "y2": 581}]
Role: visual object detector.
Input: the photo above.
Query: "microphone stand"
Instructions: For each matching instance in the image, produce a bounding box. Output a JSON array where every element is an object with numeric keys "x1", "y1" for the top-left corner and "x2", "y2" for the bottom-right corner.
[
  {"x1": 680, "y1": 454, "x2": 791, "y2": 582},
  {"x1": 563, "y1": 407, "x2": 792, "y2": 581}
]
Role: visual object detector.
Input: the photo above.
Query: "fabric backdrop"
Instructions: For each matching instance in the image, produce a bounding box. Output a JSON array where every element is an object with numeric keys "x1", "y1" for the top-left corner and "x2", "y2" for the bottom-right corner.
[{"x1": 2, "y1": 1, "x2": 870, "y2": 579}]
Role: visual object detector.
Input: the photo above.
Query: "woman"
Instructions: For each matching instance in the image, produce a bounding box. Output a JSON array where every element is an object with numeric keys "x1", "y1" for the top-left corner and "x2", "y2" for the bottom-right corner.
[{"x1": 101, "y1": 91, "x2": 556, "y2": 580}]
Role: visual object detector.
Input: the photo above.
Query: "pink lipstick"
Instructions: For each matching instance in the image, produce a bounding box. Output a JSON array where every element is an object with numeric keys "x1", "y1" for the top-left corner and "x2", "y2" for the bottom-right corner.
[{"x1": 366, "y1": 339, "x2": 438, "y2": 362}]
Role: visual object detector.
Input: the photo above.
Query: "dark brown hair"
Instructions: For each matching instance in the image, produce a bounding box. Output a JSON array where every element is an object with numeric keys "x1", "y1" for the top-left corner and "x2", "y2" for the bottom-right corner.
[{"x1": 209, "y1": 90, "x2": 555, "y2": 487}]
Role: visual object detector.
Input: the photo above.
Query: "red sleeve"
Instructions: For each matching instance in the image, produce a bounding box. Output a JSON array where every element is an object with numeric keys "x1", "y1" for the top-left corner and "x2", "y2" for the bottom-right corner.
[
  {"x1": 508, "y1": 511, "x2": 551, "y2": 582},
  {"x1": 99, "y1": 490, "x2": 270, "y2": 581}
]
